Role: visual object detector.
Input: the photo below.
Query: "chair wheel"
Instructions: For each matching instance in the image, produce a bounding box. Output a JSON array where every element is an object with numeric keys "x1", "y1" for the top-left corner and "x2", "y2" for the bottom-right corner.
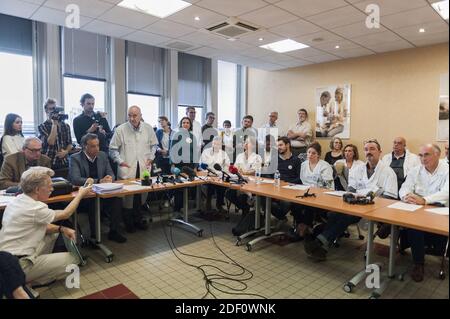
[
  {"x1": 235, "y1": 239, "x2": 241, "y2": 246},
  {"x1": 398, "y1": 274, "x2": 404, "y2": 281},
  {"x1": 439, "y1": 271, "x2": 445, "y2": 280},
  {"x1": 246, "y1": 244, "x2": 252, "y2": 251},
  {"x1": 197, "y1": 230, "x2": 203, "y2": 237},
  {"x1": 358, "y1": 235, "x2": 365, "y2": 240},
  {"x1": 343, "y1": 282, "x2": 354, "y2": 293},
  {"x1": 105, "y1": 255, "x2": 113, "y2": 263}
]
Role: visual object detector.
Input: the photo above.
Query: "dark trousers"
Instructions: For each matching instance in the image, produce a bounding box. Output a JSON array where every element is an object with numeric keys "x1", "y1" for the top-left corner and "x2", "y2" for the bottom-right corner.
[
  {"x1": 271, "y1": 201, "x2": 293, "y2": 220},
  {"x1": 407, "y1": 229, "x2": 447, "y2": 264},
  {"x1": 173, "y1": 188, "x2": 197, "y2": 212},
  {"x1": 156, "y1": 157, "x2": 171, "y2": 175},
  {"x1": 318, "y1": 213, "x2": 361, "y2": 244},
  {"x1": 225, "y1": 190, "x2": 250, "y2": 213},
  {"x1": 206, "y1": 185, "x2": 225, "y2": 207},
  {"x1": 291, "y1": 205, "x2": 325, "y2": 227},
  {"x1": 78, "y1": 197, "x2": 123, "y2": 237}
]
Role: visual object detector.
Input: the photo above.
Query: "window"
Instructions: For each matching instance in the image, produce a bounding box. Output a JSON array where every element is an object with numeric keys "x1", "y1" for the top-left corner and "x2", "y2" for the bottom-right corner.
[
  {"x1": 0, "y1": 14, "x2": 34, "y2": 135},
  {"x1": 217, "y1": 60, "x2": 238, "y2": 128},
  {"x1": 177, "y1": 106, "x2": 203, "y2": 128},
  {"x1": 63, "y1": 77, "x2": 106, "y2": 135},
  {"x1": 127, "y1": 94, "x2": 160, "y2": 128}
]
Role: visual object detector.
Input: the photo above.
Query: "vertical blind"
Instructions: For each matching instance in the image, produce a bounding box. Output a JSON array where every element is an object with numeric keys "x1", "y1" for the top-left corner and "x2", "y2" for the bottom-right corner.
[
  {"x1": 0, "y1": 14, "x2": 32, "y2": 56},
  {"x1": 126, "y1": 41, "x2": 164, "y2": 96},
  {"x1": 62, "y1": 28, "x2": 108, "y2": 81},
  {"x1": 178, "y1": 52, "x2": 209, "y2": 108}
]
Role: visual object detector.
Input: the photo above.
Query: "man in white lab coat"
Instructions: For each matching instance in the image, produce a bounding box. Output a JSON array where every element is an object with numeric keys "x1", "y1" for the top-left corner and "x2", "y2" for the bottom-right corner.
[
  {"x1": 109, "y1": 106, "x2": 158, "y2": 233},
  {"x1": 399, "y1": 143, "x2": 449, "y2": 282}
]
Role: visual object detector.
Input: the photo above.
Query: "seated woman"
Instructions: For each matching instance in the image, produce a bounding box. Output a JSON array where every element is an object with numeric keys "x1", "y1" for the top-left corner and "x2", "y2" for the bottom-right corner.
[
  {"x1": 0, "y1": 167, "x2": 92, "y2": 287},
  {"x1": 324, "y1": 137, "x2": 344, "y2": 166},
  {"x1": 200, "y1": 136, "x2": 230, "y2": 213},
  {"x1": 1, "y1": 113, "x2": 25, "y2": 158},
  {"x1": 292, "y1": 142, "x2": 334, "y2": 238},
  {"x1": 226, "y1": 136, "x2": 262, "y2": 235},
  {"x1": 333, "y1": 144, "x2": 364, "y2": 191},
  {"x1": 170, "y1": 117, "x2": 198, "y2": 216}
]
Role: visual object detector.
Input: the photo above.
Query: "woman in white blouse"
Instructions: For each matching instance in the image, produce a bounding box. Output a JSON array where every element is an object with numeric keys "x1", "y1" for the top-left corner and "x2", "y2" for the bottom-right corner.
[
  {"x1": 1, "y1": 113, "x2": 25, "y2": 158},
  {"x1": 334, "y1": 144, "x2": 365, "y2": 191},
  {"x1": 294, "y1": 142, "x2": 334, "y2": 238},
  {"x1": 200, "y1": 136, "x2": 230, "y2": 212}
]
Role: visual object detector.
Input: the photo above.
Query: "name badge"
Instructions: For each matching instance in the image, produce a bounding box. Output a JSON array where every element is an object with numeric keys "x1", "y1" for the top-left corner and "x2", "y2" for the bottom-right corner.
[
  {"x1": 288, "y1": 165, "x2": 293, "y2": 170},
  {"x1": 186, "y1": 137, "x2": 192, "y2": 144}
]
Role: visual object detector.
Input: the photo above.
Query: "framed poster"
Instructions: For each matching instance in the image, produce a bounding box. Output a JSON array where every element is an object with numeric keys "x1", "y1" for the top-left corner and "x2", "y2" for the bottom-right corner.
[
  {"x1": 438, "y1": 73, "x2": 449, "y2": 141},
  {"x1": 315, "y1": 84, "x2": 351, "y2": 139}
]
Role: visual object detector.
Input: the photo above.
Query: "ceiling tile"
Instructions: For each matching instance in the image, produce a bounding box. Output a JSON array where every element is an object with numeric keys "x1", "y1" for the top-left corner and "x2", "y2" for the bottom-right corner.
[
  {"x1": 124, "y1": 30, "x2": 174, "y2": 46},
  {"x1": 277, "y1": 58, "x2": 314, "y2": 68},
  {"x1": 238, "y1": 30, "x2": 284, "y2": 45},
  {"x1": 353, "y1": 0, "x2": 428, "y2": 17},
  {"x1": 97, "y1": 6, "x2": 159, "y2": 29},
  {"x1": 307, "y1": 5, "x2": 367, "y2": 29},
  {"x1": 381, "y1": 6, "x2": 443, "y2": 29},
  {"x1": 31, "y1": 6, "x2": 92, "y2": 27},
  {"x1": 22, "y1": 0, "x2": 46, "y2": 4},
  {"x1": 186, "y1": 46, "x2": 220, "y2": 57},
  {"x1": 351, "y1": 30, "x2": 404, "y2": 46},
  {"x1": 285, "y1": 47, "x2": 327, "y2": 58},
  {"x1": 82, "y1": 19, "x2": 135, "y2": 38},
  {"x1": 0, "y1": 0, "x2": 39, "y2": 19},
  {"x1": 366, "y1": 39, "x2": 414, "y2": 53},
  {"x1": 313, "y1": 40, "x2": 360, "y2": 51},
  {"x1": 238, "y1": 5, "x2": 298, "y2": 28},
  {"x1": 178, "y1": 30, "x2": 224, "y2": 46},
  {"x1": 294, "y1": 30, "x2": 346, "y2": 46},
  {"x1": 167, "y1": 5, "x2": 227, "y2": 28},
  {"x1": 393, "y1": 20, "x2": 449, "y2": 38},
  {"x1": 408, "y1": 31, "x2": 449, "y2": 47},
  {"x1": 269, "y1": 18, "x2": 323, "y2": 38},
  {"x1": 333, "y1": 21, "x2": 387, "y2": 38},
  {"x1": 240, "y1": 46, "x2": 273, "y2": 58},
  {"x1": 333, "y1": 46, "x2": 375, "y2": 58},
  {"x1": 43, "y1": 0, "x2": 114, "y2": 18},
  {"x1": 195, "y1": 0, "x2": 268, "y2": 17},
  {"x1": 303, "y1": 53, "x2": 340, "y2": 63},
  {"x1": 144, "y1": 20, "x2": 197, "y2": 38},
  {"x1": 275, "y1": 0, "x2": 347, "y2": 18}
]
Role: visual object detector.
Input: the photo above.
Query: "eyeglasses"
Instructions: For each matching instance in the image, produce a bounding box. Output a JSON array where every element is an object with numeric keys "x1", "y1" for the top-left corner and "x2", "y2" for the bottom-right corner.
[{"x1": 26, "y1": 147, "x2": 42, "y2": 153}]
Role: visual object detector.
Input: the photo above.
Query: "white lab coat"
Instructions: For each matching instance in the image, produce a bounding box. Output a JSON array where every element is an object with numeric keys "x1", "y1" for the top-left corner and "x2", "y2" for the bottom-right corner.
[
  {"x1": 109, "y1": 122, "x2": 158, "y2": 180},
  {"x1": 349, "y1": 161, "x2": 398, "y2": 198},
  {"x1": 300, "y1": 159, "x2": 334, "y2": 188},
  {"x1": 200, "y1": 148, "x2": 230, "y2": 174},
  {"x1": 399, "y1": 161, "x2": 449, "y2": 206},
  {"x1": 382, "y1": 150, "x2": 420, "y2": 177}
]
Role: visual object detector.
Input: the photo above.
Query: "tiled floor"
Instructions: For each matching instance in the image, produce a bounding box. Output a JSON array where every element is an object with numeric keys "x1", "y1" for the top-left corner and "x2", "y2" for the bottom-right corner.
[{"x1": 37, "y1": 202, "x2": 449, "y2": 299}]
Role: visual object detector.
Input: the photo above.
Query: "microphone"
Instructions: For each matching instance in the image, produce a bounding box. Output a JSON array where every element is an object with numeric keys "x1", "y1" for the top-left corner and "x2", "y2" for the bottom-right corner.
[
  {"x1": 213, "y1": 163, "x2": 231, "y2": 182},
  {"x1": 152, "y1": 163, "x2": 162, "y2": 176},
  {"x1": 200, "y1": 163, "x2": 218, "y2": 177},
  {"x1": 182, "y1": 166, "x2": 197, "y2": 181},
  {"x1": 170, "y1": 166, "x2": 183, "y2": 183},
  {"x1": 229, "y1": 165, "x2": 248, "y2": 184}
]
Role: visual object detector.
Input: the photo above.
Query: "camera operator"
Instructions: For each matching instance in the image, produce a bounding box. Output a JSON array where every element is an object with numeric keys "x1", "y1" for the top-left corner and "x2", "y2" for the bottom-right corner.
[
  {"x1": 38, "y1": 99, "x2": 73, "y2": 173},
  {"x1": 73, "y1": 93, "x2": 112, "y2": 153}
]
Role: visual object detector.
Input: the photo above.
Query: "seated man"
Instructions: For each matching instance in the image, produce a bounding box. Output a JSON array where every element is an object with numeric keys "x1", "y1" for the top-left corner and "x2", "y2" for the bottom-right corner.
[
  {"x1": 0, "y1": 137, "x2": 51, "y2": 190},
  {"x1": 399, "y1": 143, "x2": 449, "y2": 282},
  {"x1": 304, "y1": 139, "x2": 398, "y2": 261},
  {"x1": 69, "y1": 133, "x2": 126, "y2": 243},
  {"x1": 0, "y1": 167, "x2": 91, "y2": 288}
]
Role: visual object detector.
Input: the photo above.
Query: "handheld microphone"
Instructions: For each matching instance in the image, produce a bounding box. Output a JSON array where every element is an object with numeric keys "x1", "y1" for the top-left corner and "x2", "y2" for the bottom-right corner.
[
  {"x1": 229, "y1": 165, "x2": 248, "y2": 184},
  {"x1": 181, "y1": 166, "x2": 197, "y2": 181},
  {"x1": 170, "y1": 166, "x2": 184, "y2": 183},
  {"x1": 200, "y1": 163, "x2": 218, "y2": 177},
  {"x1": 214, "y1": 163, "x2": 231, "y2": 182}
]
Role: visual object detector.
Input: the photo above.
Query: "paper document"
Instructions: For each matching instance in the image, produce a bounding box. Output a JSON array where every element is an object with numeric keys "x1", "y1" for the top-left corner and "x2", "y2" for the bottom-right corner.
[
  {"x1": 123, "y1": 184, "x2": 152, "y2": 192},
  {"x1": 425, "y1": 207, "x2": 449, "y2": 216},
  {"x1": 92, "y1": 183, "x2": 124, "y2": 194},
  {"x1": 388, "y1": 202, "x2": 422, "y2": 212},
  {"x1": 0, "y1": 196, "x2": 14, "y2": 205},
  {"x1": 324, "y1": 191, "x2": 347, "y2": 197},
  {"x1": 260, "y1": 179, "x2": 275, "y2": 184},
  {"x1": 282, "y1": 185, "x2": 310, "y2": 191}
]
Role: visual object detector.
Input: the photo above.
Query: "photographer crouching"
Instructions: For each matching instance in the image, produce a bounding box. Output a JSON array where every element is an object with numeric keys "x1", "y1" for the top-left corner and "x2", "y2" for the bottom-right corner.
[
  {"x1": 0, "y1": 167, "x2": 92, "y2": 291},
  {"x1": 38, "y1": 98, "x2": 73, "y2": 176}
]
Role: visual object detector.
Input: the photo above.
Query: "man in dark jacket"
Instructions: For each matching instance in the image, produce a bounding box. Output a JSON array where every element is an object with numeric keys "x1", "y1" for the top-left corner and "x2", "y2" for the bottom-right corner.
[{"x1": 69, "y1": 133, "x2": 126, "y2": 243}]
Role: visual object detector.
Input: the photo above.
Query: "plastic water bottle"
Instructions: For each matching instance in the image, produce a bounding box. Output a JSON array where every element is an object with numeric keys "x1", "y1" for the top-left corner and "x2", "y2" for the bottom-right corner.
[
  {"x1": 255, "y1": 167, "x2": 261, "y2": 185},
  {"x1": 274, "y1": 170, "x2": 281, "y2": 188}
]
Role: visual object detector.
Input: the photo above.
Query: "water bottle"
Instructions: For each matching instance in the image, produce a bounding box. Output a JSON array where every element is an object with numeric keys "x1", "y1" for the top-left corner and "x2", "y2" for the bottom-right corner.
[
  {"x1": 274, "y1": 170, "x2": 281, "y2": 188},
  {"x1": 255, "y1": 167, "x2": 261, "y2": 185}
]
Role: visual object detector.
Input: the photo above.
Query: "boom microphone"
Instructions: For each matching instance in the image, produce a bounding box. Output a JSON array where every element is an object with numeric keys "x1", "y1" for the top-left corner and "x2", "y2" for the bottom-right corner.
[
  {"x1": 182, "y1": 166, "x2": 197, "y2": 181},
  {"x1": 229, "y1": 165, "x2": 248, "y2": 184},
  {"x1": 200, "y1": 163, "x2": 218, "y2": 177}
]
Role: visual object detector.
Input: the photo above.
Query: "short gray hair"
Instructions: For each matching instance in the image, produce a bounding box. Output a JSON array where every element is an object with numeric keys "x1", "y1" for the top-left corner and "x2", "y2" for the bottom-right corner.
[
  {"x1": 20, "y1": 166, "x2": 54, "y2": 195},
  {"x1": 22, "y1": 137, "x2": 42, "y2": 150}
]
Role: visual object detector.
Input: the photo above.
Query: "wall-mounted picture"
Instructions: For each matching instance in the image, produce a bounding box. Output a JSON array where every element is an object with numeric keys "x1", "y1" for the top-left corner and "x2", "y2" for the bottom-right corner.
[
  {"x1": 315, "y1": 84, "x2": 351, "y2": 139},
  {"x1": 438, "y1": 73, "x2": 449, "y2": 141}
]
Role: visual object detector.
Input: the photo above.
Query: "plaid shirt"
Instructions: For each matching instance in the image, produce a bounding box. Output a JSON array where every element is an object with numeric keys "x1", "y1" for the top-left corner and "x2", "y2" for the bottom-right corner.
[{"x1": 38, "y1": 120, "x2": 72, "y2": 169}]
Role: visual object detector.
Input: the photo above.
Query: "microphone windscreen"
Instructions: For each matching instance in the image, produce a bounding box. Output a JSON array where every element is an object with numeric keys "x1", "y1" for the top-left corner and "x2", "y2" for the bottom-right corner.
[
  {"x1": 182, "y1": 166, "x2": 196, "y2": 177},
  {"x1": 229, "y1": 165, "x2": 238, "y2": 174},
  {"x1": 213, "y1": 163, "x2": 222, "y2": 171},
  {"x1": 200, "y1": 163, "x2": 208, "y2": 170},
  {"x1": 170, "y1": 166, "x2": 180, "y2": 176}
]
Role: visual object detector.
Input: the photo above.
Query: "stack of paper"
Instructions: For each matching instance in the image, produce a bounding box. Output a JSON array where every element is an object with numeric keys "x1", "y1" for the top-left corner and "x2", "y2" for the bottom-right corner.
[
  {"x1": 92, "y1": 183, "x2": 124, "y2": 194},
  {"x1": 425, "y1": 207, "x2": 449, "y2": 216},
  {"x1": 388, "y1": 202, "x2": 422, "y2": 212},
  {"x1": 282, "y1": 185, "x2": 310, "y2": 191},
  {"x1": 324, "y1": 191, "x2": 347, "y2": 197}
]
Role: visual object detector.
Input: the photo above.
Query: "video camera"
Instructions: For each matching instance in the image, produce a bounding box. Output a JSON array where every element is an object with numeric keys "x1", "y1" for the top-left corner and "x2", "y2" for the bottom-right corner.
[
  {"x1": 50, "y1": 106, "x2": 69, "y2": 122},
  {"x1": 343, "y1": 192, "x2": 375, "y2": 205}
]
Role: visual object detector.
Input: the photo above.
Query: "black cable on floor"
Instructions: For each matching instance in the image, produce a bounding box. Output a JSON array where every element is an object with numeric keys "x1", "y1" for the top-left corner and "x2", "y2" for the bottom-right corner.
[{"x1": 162, "y1": 220, "x2": 267, "y2": 299}]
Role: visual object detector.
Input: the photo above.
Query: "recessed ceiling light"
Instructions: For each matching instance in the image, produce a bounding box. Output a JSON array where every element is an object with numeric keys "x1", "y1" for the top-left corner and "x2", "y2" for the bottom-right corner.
[
  {"x1": 419, "y1": 28, "x2": 425, "y2": 33},
  {"x1": 194, "y1": 16, "x2": 200, "y2": 21},
  {"x1": 258, "y1": 37, "x2": 264, "y2": 41},
  {"x1": 335, "y1": 45, "x2": 340, "y2": 49},
  {"x1": 312, "y1": 37, "x2": 324, "y2": 42},
  {"x1": 431, "y1": 0, "x2": 449, "y2": 20},
  {"x1": 228, "y1": 38, "x2": 236, "y2": 41},
  {"x1": 118, "y1": 0, "x2": 191, "y2": 18},
  {"x1": 260, "y1": 39, "x2": 309, "y2": 53}
]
